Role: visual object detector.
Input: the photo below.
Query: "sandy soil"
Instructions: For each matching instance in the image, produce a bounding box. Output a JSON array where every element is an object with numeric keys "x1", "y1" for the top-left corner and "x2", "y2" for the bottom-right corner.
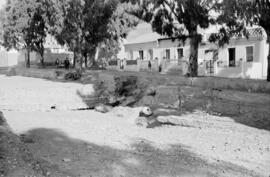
[{"x1": 1, "y1": 75, "x2": 270, "y2": 177}]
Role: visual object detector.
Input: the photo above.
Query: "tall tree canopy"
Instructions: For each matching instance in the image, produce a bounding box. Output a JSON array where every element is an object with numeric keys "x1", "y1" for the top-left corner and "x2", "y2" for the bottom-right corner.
[
  {"x1": 2, "y1": 0, "x2": 64, "y2": 67},
  {"x1": 217, "y1": 0, "x2": 270, "y2": 81},
  {"x1": 97, "y1": 2, "x2": 139, "y2": 60},
  {"x1": 122, "y1": 0, "x2": 218, "y2": 76},
  {"x1": 0, "y1": 8, "x2": 5, "y2": 42},
  {"x1": 56, "y1": 0, "x2": 138, "y2": 69}
]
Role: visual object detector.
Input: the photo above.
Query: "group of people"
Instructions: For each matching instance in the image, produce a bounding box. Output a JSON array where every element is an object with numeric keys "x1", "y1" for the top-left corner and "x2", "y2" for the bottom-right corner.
[{"x1": 55, "y1": 58, "x2": 70, "y2": 70}]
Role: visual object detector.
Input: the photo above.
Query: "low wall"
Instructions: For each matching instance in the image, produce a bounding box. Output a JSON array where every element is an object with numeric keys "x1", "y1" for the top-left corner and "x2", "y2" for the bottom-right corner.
[{"x1": 215, "y1": 62, "x2": 264, "y2": 79}]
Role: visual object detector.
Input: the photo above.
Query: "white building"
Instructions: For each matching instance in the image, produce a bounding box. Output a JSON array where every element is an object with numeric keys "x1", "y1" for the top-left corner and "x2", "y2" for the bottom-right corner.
[
  {"x1": 118, "y1": 23, "x2": 269, "y2": 80},
  {"x1": 17, "y1": 35, "x2": 73, "y2": 66}
]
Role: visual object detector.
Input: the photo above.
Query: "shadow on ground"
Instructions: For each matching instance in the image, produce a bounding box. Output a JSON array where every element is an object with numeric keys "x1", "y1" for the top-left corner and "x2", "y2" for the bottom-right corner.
[{"x1": 19, "y1": 128, "x2": 260, "y2": 177}]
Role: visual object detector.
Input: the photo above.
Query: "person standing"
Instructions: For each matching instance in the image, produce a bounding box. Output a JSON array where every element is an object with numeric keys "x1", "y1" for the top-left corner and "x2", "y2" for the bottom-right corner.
[
  {"x1": 55, "y1": 58, "x2": 60, "y2": 68},
  {"x1": 148, "y1": 60, "x2": 152, "y2": 71}
]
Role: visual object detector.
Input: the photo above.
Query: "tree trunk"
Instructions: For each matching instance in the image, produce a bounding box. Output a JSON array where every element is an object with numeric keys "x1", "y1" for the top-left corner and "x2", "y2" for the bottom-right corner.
[
  {"x1": 267, "y1": 32, "x2": 270, "y2": 82},
  {"x1": 267, "y1": 54, "x2": 270, "y2": 81},
  {"x1": 188, "y1": 32, "x2": 200, "y2": 77},
  {"x1": 40, "y1": 50, "x2": 45, "y2": 68},
  {"x1": 26, "y1": 48, "x2": 30, "y2": 68},
  {"x1": 73, "y1": 51, "x2": 83, "y2": 70},
  {"x1": 79, "y1": 53, "x2": 83, "y2": 69},
  {"x1": 89, "y1": 47, "x2": 98, "y2": 68},
  {"x1": 73, "y1": 51, "x2": 76, "y2": 68},
  {"x1": 84, "y1": 52, "x2": 88, "y2": 68}
]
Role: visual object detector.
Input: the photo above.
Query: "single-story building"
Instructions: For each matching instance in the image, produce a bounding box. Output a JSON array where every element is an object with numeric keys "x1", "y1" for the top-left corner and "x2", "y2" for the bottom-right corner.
[
  {"x1": 18, "y1": 35, "x2": 73, "y2": 66},
  {"x1": 115, "y1": 24, "x2": 269, "y2": 80}
]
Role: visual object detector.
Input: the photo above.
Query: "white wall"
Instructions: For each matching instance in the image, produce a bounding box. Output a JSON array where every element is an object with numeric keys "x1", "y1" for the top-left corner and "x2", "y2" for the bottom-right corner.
[
  {"x1": 263, "y1": 42, "x2": 269, "y2": 78},
  {"x1": 0, "y1": 49, "x2": 19, "y2": 67}
]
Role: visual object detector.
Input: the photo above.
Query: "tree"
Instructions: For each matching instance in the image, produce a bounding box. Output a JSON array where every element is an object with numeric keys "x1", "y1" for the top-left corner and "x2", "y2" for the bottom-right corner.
[
  {"x1": 122, "y1": 0, "x2": 218, "y2": 77},
  {"x1": 96, "y1": 2, "x2": 139, "y2": 62},
  {"x1": 3, "y1": 0, "x2": 37, "y2": 67},
  {"x1": 56, "y1": 0, "x2": 138, "y2": 69},
  {"x1": 0, "y1": 8, "x2": 5, "y2": 42},
  {"x1": 218, "y1": 0, "x2": 270, "y2": 81},
  {"x1": 104, "y1": 3, "x2": 139, "y2": 58},
  {"x1": 56, "y1": 0, "x2": 119, "y2": 69},
  {"x1": 3, "y1": 0, "x2": 64, "y2": 67}
]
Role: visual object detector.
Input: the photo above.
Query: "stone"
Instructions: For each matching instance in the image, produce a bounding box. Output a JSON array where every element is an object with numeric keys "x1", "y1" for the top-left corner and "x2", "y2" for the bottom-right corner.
[
  {"x1": 157, "y1": 116, "x2": 196, "y2": 128},
  {"x1": 62, "y1": 158, "x2": 71, "y2": 163},
  {"x1": 140, "y1": 107, "x2": 153, "y2": 117},
  {"x1": 94, "y1": 104, "x2": 112, "y2": 113}
]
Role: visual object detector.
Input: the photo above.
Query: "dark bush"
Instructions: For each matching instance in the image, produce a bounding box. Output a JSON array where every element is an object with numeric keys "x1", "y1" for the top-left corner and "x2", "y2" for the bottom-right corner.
[
  {"x1": 93, "y1": 75, "x2": 149, "y2": 107},
  {"x1": 64, "y1": 70, "x2": 82, "y2": 80}
]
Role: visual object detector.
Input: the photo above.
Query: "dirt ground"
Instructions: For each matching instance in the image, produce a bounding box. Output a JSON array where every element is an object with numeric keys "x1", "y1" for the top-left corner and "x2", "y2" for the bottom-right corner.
[{"x1": 0, "y1": 74, "x2": 270, "y2": 177}]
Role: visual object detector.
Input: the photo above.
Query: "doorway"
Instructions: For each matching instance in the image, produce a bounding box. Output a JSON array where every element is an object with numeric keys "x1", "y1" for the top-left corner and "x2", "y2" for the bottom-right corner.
[{"x1": 228, "y1": 48, "x2": 236, "y2": 67}]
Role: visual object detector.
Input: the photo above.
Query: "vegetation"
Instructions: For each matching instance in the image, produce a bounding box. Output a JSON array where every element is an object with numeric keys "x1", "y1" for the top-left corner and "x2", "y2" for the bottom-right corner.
[
  {"x1": 2, "y1": 0, "x2": 63, "y2": 67},
  {"x1": 1, "y1": 0, "x2": 138, "y2": 69},
  {"x1": 55, "y1": 0, "x2": 139, "y2": 69},
  {"x1": 122, "y1": 0, "x2": 219, "y2": 77}
]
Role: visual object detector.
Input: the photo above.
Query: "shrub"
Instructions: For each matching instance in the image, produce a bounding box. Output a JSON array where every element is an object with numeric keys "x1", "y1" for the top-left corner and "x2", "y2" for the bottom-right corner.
[
  {"x1": 92, "y1": 75, "x2": 149, "y2": 106},
  {"x1": 64, "y1": 70, "x2": 82, "y2": 80}
]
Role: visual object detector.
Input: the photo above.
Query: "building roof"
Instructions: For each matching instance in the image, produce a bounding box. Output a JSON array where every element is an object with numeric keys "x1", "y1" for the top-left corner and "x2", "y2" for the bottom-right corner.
[
  {"x1": 124, "y1": 23, "x2": 266, "y2": 46},
  {"x1": 124, "y1": 23, "x2": 162, "y2": 45}
]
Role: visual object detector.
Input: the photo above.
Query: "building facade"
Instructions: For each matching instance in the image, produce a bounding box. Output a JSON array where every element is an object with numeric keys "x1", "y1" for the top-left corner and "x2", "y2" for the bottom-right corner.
[{"x1": 121, "y1": 27, "x2": 268, "y2": 80}]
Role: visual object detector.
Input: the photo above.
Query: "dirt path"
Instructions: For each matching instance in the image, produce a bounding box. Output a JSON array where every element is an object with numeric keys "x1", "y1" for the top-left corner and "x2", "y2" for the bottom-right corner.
[{"x1": 1, "y1": 75, "x2": 270, "y2": 177}]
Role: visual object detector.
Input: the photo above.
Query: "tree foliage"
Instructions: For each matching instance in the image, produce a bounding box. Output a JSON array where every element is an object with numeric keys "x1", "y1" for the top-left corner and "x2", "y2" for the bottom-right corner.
[
  {"x1": 122, "y1": 0, "x2": 219, "y2": 76},
  {"x1": 2, "y1": 0, "x2": 64, "y2": 67},
  {"x1": 56, "y1": 0, "x2": 138, "y2": 69}
]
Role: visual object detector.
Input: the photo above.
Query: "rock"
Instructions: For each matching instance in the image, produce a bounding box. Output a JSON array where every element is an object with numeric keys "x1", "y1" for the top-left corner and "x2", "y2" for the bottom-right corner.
[
  {"x1": 140, "y1": 107, "x2": 153, "y2": 117},
  {"x1": 94, "y1": 104, "x2": 112, "y2": 113},
  {"x1": 62, "y1": 158, "x2": 71, "y2": 163},
  {"x1": 157, "y1": 115, "x2": 196, "y2": 128},
  {"x1": 108, "y1": 96, "x2": 125, "y2": 107}
]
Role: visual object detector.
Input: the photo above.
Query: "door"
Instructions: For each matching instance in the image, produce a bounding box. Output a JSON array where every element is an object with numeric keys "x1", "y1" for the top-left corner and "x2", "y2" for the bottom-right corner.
[
  {"x1": 177, "y1": 48, "x2": 184, "y2": 59},
  {"x1": 139, "y1": 50, "x2": 144, "y2": 60},
  {"x1": 228, "y1": 48, "x2": 236, "y2": 67}
]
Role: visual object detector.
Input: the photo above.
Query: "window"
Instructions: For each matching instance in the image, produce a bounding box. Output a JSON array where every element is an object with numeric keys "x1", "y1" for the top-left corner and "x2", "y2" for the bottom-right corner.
[
  {"x1": 177, "y1": 48, "x2": 184, "y2": 59},
  {"x1": 139, "y1": 50, "x2": 144, "y2": 60},
  {"x1": 246, "y1": 46, "x2": 254, "y2": 62},
  {"x1": 165, "y1": 49, "x2": 170, "y2": 60}
]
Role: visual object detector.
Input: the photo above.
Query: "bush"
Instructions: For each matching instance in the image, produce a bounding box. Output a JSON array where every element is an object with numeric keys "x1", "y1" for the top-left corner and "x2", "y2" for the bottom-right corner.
[
  {"x1": 64, "y1": 70, "x2": 82, "y2": 80},
  {"x1": 93, "y1": 75, "x2": 149, "y2": 107}
]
